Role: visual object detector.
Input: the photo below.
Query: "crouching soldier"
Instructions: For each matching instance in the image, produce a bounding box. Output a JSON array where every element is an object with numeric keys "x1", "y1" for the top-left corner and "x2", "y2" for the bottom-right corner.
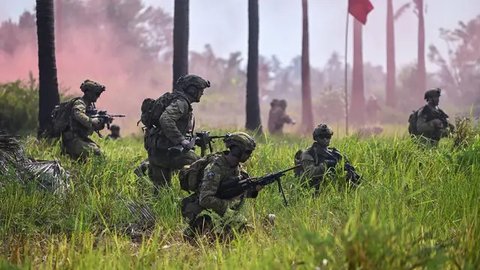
[
  {"x1": 181, "y1": 132, "x2": 262, "y2": 239},
  {"x1": 295, "y1": 124, "x2": 361, "y2": 193},
  {"x1": 144, "y1": 74, "x2": 210, "y2": 189},
  {"x1": 61, "y1": 80, "x2": 106, "y2": 160},
  {"x1": 409, "y1": 88, "x2": 454, "y2": 145}
]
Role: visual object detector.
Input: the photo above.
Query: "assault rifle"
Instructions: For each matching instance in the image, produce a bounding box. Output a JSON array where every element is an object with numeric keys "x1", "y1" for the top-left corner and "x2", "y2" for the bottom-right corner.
[
  {"x1": 195, "y1": 131, "x2": 229, "y2": 157},
  {"x1": 319, "y1": 148, "x2": 362, "y2": 187},
  {"x1": 168, "y1": 131, "x2": 229, "y2": 156},
  {"x1": 86, "y1": 109, "x2": 126, "y2": 130},
  {"x1": 216, "y1": 165, "x2": 300, "y2": 206}
]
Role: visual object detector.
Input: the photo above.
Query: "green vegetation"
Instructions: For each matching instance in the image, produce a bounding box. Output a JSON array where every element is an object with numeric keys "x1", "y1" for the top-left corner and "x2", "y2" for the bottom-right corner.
[{"x1": 0, "y1": 133, "x2": 479, "y2": 269}]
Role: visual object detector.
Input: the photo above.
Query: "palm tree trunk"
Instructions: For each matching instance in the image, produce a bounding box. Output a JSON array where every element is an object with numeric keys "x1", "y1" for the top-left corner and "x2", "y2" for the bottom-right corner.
[
  {"x1": 386, "y1": 0, "x2": 396, "y2": 107},
  {"x1": 350, "y1": 19, "x2": 365, "y2": 125},
  {"x1": 173, "y1": 0, "x2": 189, "y2": 86},
  {"x1": 417, "y1": 0, "x2": 426, "y2": 94},
  {"x1": 36, "y1": 0, "x2": 60, "y2": 138},
  {"x1": 301, "y1": 0, "x2": 314, "y2": 133},
  {"x1": 245, "y1": 0, "x2": 262, "y2": 133}
]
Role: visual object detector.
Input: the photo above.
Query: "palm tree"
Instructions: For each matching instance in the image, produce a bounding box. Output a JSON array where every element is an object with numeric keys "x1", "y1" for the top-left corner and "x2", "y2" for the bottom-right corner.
[
  {"x1": 245, "y1": 0, "x2": 262, "y2": 133},
  {"x1": 173, "y1": 0, "x2": 189, "y2": 85},
  {"x1": 36, "y1": 0, "x2": 60, "y2": 138},
  {"x1": 414, "y1": 0, "x2": 426, "y2": 94},
  {"x1": 301, "y1": 0, "x2": 314, "y2": 133},
  {"x1": 385, "y1": 0, "x2": 396, "y2": 107},
  {"x1": 350, "y1": 19, "x2": 365, "y2": 125}
]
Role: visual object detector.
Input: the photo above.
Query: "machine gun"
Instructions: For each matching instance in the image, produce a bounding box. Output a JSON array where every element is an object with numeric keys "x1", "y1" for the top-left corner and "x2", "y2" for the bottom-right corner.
[{"x1": 216, "y1": 165, "x2": 300, "y2": 206}]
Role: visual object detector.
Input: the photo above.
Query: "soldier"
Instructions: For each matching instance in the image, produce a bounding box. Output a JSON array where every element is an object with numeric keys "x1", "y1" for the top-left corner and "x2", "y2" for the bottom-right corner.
[
  {"x1": 267, "y1": 99, "x2": 295, "y2": 135},
  {"x1": 412, "y1": 88, "x2": 454, "y2": 144},
  {"x1": 61, "y1": 80, "x2": 106, "y2": 160},
  {"x1": 181, "y1": 132, "x2": 262, "y2": 238},
  {"x1": 296, "y1": 124, "x2": 360, "y2": 193},
  {"x1": 106, "y1": 124, "x2": 121, "y2": 140},
  {"x1": 145, "y1": 74, "x2": 210, "y2": 189}
]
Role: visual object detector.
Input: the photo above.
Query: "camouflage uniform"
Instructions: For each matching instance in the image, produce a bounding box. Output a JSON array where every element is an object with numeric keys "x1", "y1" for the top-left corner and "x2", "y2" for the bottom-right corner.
[
  {"x1": 415, "y1": 89, "x2": 453, "y2": 144},
  {"x1": 61, "y1": 80, "x2": 106, "y2": 159},
  {"x1": 145, "y1": 75, "x2": 210, "y2": 188},
  {"x1": 181, "y1": 132, "x2": 258, "y2": 237},
  {"x1": 268, "y1": 99, "x2": 294, "y2": 134},
  {"x1": 298, "y1": 124, "x2": 360, "y2": 192}
]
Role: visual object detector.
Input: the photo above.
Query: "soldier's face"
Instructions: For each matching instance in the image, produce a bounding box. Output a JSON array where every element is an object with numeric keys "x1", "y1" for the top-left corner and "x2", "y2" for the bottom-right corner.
[
  {"x1": 432, "y1": 96, "x2": 440, "y2": 106},
  {"x1": 239, "y1": 149, "x2": 253, "y2": 162},
  {"x1": 85, "y1": 91, "x2": 101, "y2": 102},
  {"x1": 316, "y1": 136, "x2": 331, "y2": 147}
]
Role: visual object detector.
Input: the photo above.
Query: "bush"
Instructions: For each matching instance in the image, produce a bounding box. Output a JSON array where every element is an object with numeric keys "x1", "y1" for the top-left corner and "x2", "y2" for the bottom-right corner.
[{"x1": 0, "y1": 80, "x2": 39, "y2": 135}]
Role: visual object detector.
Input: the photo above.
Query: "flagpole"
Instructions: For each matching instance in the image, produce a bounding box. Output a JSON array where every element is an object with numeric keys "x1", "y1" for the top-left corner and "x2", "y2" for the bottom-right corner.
[{"x1": 344, "y1": 7, "x2": 350, "y2": 136}]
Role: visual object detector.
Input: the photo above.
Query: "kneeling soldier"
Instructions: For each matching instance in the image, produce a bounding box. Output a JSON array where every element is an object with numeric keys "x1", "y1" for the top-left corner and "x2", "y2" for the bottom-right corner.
[
  {"x1": 296, "y1": 124, "x2": 361, "y2": 193},
  {"x1": 181, "y1": 132, "x2": 261, "y2": 238}
]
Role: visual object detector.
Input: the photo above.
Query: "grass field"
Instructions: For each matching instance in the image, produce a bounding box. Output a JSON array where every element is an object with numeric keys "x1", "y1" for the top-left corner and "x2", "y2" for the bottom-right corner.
[{"x1": 1, "y1": 131, "x2": 479, "y2": 269}]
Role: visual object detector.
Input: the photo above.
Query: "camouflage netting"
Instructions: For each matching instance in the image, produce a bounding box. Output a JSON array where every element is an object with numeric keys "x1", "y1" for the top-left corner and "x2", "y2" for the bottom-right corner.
[{"x1": 0, "y1": 131, "x2": 70, "y2": 194}]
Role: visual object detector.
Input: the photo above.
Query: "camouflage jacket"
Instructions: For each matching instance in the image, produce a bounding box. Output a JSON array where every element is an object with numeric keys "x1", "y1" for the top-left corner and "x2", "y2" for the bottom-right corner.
[
  {"x1": 197, "y1": 154, "x2": 257, "y2": 216},
  {"x1": 268, "y1": 107, "x2": 293, "y2": 133},
  {"x1": 300, "y1": 143, "x2": 343, "y2": 179},
  {"x1": 64, "y1": 97, "x2": 96, "y2": 139},
  {"x1": 154, "y1": 91, "x2": 193, "y2": 148},
  {"x1": 416, "y1": 105, "x2": 450, "y2": 141}
]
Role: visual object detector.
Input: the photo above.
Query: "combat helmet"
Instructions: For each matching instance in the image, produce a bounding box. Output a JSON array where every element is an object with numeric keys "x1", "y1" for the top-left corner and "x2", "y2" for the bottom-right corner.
[
  {"x1": 175, "y1": 74, "x2": 211, "y2": 92},
  {"x1": 312, "y1": 124, "x2": 333, "y2": 141},
  {"x1": 224, "y1": 132, "x2": 256, "y2": 152},
  {"x1": 424, "y1": 88, "x2": 441, "y2": 100},
  {"x1": 80, "y1": 79, "x2": 105, "y2": 94}
]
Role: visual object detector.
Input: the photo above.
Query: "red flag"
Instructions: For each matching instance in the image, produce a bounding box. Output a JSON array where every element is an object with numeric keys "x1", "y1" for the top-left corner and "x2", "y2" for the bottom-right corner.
[{"x1": 348, "y1": 0, "x2": 374, "y2": 24}]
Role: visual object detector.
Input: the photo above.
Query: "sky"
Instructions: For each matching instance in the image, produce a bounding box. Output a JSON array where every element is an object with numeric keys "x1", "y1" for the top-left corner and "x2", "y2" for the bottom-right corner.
[{"x1": 1, "y1": 0, "x2": 479, "y2": 70}]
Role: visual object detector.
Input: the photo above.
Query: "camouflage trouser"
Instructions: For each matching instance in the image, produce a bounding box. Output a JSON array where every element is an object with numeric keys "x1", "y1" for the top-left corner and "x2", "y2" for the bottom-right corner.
[
  {"x1": 181, "y1": 194, "x2": 249, "y2": 238},
  {"x1": 147, "y1": 148, "x2": 198, "y2": 188},
  {"x1": 61, "y1": 132, "x2": 102, "y2": 160}
]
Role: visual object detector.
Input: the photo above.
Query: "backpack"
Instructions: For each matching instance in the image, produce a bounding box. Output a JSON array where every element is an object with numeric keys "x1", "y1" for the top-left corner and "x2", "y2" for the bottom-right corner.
[
  {"x1": 408, "y1": 109, "x2": 420, "y2": 135},
  {"x1": 48, "y1": 98, "x2": 81, "y2": 138},
  {"x1": 178, "y1": 153, "x2": 219, "y2": 192},
  {"x1": 139, "y1": 92, "x2": 182, "y2": 129}
]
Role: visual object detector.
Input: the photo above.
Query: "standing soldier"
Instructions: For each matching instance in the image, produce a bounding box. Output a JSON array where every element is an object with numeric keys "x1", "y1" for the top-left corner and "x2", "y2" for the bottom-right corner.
[
  {"x1": 61, "y1": 80, "x2": 106, "y2": 160},
  {"x1": 295, "y1": 124, "x2": 360, "y2": 193},
  {"x1": 267, "y1": 99, "x2": 295, "y2": 135},
  {"x1": 106, "y1": 124, "x2": 121, "y2": 140},
  {"x1": 144, "y1": 74, "x2": 210, "y2": 189},
  {"x1": 409, "y1": 88, "x2": 454, "y2": 145},
  {"x1": 181, "y1": 132, "x2": 262, "y2": 238}
]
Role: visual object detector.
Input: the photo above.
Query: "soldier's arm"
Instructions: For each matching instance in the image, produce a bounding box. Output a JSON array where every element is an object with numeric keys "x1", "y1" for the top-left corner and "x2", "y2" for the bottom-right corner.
[
  {"x1": 282, "y1": 113, "x2": 294, "y2": 124},
  {"x1": 301, "y1": 152, "x2": 325, "y2": 178},
  {"x1": 72, "y1": 99, "x2": 93, "y2": 129},
  {"x1": 159, "y1": 99, "x2": 189, "y2": 145},
  {"x1": 199, "y1": 163, "x2": 230, "y2": 216}
]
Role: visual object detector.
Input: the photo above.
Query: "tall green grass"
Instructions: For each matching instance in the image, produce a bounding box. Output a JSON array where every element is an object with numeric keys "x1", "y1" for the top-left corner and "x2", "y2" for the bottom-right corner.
[{"x1": 1, "y1": 132, "x2": 479, "y2": 269}]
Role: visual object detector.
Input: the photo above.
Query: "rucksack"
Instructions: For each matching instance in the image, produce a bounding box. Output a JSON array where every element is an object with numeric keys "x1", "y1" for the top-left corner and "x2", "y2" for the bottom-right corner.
[
  {"x1": 139, "y1": 92, "x2": 182, "y2": 129},
  {"x1": 178, "y1": 153, "x2": 219, "y2": 192},
  {"x1": 48, "y1": 97, "x2": 81, "y2": 138},
  {"x1": 408, "y1": 109, "x2": 420, "y2": 135}
]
